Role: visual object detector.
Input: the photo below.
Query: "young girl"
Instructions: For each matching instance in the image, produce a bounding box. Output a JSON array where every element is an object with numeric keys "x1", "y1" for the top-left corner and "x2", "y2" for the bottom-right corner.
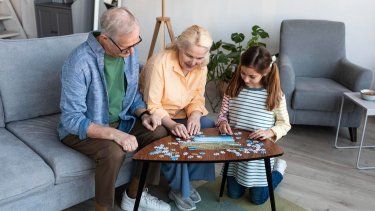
[{"x1": 217, "y1": 46, "x2": 291, "y2": 204}]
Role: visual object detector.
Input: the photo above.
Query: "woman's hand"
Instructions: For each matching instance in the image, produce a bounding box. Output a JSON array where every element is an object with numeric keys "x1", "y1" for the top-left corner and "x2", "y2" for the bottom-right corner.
[
  {"x1": 248, "y1": 129, "x2": 274, "y2": 141},
  {"x1": 187, "y1": 112, "x2": 201, "y2": 135},
  {"x1": 169, "y1": 123, "x2": 190, "y2": 139},
  {"x1": 218, "y1": 121, "x2": 233, "y2": 135},
  {"x1": 141, "y1": 113, "x2": 161, "y2": 131}
]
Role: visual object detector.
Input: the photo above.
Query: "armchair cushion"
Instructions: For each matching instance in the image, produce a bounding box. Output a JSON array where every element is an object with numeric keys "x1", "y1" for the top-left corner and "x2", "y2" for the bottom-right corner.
[{"x1": 293, "y1": 77, "x2": 354, "y2": 112}]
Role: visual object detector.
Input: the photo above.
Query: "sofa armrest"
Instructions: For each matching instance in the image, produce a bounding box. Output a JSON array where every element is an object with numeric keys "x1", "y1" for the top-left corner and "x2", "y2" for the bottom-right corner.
[
  {"x1": 278, "y1": 55, "x2": 296, "y2": 97},
  {"x1": 335, "y1": 58, "x2": 374, "y2": 91}
]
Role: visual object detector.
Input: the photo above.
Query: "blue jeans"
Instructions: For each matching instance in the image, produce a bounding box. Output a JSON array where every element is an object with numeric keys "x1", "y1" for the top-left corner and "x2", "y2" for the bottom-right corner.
[
  {"x1": 161, "y1": 116, "x2": 216, "y2": 198},
  {"x1": 227, "y1": 171, "x2": 283, "y2": 205}
]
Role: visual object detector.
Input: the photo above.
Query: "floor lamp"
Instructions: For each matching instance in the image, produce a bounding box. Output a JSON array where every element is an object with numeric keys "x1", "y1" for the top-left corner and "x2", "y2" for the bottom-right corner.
[{"x1": 147, "y1": 0, "x2": 175, "y2": 59}]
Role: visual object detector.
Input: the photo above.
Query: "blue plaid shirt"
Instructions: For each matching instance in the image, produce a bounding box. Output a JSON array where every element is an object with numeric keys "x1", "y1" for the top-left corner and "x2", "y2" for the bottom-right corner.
[{"x1": 58, "y1": 32, "x2": 146, "y2": 140}]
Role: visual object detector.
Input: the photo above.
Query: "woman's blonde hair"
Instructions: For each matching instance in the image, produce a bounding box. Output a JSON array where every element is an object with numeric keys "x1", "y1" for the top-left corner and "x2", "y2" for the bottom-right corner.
[{"x1": 166, "y1": 25, "x2": 212, "y2": 66}]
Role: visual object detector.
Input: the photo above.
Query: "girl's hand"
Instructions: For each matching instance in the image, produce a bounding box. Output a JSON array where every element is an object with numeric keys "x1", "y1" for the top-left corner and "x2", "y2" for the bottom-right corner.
[
  {"x1": 248, "y1": 129, "x2": 274, "y2": 141},
  {"x1": 169, "y1": 123, "x2": 190, "y2": 139},
  {"x1": 218, "y1": 121, "x2": 233, "y2": 135}
]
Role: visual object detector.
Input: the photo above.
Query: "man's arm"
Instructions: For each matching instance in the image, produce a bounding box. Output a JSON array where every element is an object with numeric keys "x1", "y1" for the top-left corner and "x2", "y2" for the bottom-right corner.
[{"x1": 60, "y1": 61, "x2": 92, "y2": 140}]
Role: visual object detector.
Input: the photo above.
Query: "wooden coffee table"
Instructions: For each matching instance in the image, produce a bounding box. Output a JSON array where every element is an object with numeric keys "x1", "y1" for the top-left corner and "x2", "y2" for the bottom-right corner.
[{"x1": 132, "y1": 128, "x2": 284, "y2": 211}]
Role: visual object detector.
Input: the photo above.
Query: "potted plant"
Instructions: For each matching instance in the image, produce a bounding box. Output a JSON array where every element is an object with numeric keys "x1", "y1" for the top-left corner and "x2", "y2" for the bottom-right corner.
[{"x1": 206, "y1": 25, "x2": 269, "y2": 112}]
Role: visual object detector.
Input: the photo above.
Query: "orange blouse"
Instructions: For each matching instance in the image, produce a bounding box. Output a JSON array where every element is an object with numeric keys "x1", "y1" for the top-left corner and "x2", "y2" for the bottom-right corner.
[{"x1": 140, "y1": 49, "x2": 208, "y2": 119}]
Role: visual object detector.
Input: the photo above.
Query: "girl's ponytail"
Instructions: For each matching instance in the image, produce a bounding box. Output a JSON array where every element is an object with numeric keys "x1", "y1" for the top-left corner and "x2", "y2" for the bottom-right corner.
[{"x1": 263, "y1": 62, "x2": 282, "y2": 111}]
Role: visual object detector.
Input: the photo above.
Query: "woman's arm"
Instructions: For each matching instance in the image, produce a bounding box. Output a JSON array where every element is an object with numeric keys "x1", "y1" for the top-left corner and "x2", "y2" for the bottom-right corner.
[
  {"x1": 185, "y1": 68, "x2": 209, "y2": 117},
  {"x1": 142, "y1": 59, "x2": 169, "y2": 120}
]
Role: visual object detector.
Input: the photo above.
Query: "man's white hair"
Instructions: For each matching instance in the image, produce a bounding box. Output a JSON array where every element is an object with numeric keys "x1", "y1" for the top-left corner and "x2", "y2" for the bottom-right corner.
[{"x1": 100, "y1": 7, "x2": 139, "y2": 39}]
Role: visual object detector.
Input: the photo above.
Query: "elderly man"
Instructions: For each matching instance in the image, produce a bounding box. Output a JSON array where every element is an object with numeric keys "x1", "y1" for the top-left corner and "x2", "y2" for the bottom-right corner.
[{"x1": 58, "y1": 7, "x2": 170, "y2": 211}]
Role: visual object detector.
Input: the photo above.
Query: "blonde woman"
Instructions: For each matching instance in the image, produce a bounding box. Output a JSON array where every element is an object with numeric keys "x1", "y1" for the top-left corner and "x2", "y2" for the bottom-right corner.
[{"x1": 141, "y1": 25, "x2": 215, "y2": 211}]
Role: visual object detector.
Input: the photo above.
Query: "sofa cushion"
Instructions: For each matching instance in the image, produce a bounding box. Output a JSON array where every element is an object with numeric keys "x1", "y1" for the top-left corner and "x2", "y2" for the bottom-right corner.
[
  {"x1": 6, "y1": 114, "x2": 134, "y2": 184},
  {"x1": 0, "y1": 128, "x2": 54, "y2": 202},
  {"x1": 0, "y1": 33, "x2": 88, "y2": 123},
  {"x1": 292, "y1": 77, "x2": 354, "y2": 112},
  {"x1": 6, "y1": 114, "x2": 95, "y2": 184},
  {"x1": 0, "y1": 97, "x2": 4, "y2": 127}
]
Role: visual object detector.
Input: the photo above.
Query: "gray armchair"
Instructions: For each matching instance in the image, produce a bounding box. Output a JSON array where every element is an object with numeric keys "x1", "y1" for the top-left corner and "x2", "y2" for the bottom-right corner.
[{"x1": 278, "y1": 19, "x2": 374, "y2": 142}]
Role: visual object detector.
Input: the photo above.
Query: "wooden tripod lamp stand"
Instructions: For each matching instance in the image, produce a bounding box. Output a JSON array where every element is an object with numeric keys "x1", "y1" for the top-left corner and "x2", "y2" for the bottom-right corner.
[{"x1": 147, "y1": 0, "x2": 175, "y2": 59}]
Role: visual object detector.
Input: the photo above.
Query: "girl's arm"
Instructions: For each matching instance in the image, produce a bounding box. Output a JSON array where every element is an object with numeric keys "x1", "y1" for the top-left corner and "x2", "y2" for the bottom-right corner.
[
  {"x1": 270, "y1": 95, "x2": 291, "y2": 141},
  {"x1": 216, "y1": 95, "x2": 230, "y2": 126}
]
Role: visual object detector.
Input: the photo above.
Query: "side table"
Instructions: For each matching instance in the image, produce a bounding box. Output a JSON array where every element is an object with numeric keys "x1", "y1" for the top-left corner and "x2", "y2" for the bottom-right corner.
[{"x1": 334, "y1": 92, "x2": 375, "y2": 169}]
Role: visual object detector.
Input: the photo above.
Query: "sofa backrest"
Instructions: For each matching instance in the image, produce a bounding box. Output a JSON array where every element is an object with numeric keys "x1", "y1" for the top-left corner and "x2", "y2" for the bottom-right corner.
[
  {"x1": 0, "y1": 33, "x2": 88, "y2": 123},
  {"x1": 279, "y1": 19, "x2": 346, "y2": 78},
  {"x1": 0, "y1": 97, "x2": 4, "y2": 127}
]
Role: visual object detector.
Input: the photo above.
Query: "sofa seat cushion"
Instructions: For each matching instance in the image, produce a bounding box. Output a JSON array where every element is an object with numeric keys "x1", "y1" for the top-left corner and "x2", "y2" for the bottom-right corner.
[
  {"x1": 6, "y1": 114, "x2": 95, "y2": 184},
  {"x1": 0, "y1": 128, "x2": 54, "y2": 203},
  {"x1": 6, "y1": 114, "x2": 134, "y2": 185},
  {"x1": 292, "y1": 77, "x2": 354, "y2": 112}
]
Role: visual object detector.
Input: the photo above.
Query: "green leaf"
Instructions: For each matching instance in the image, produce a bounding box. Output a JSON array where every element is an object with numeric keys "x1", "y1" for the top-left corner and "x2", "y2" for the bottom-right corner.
[
  {"x1": 217, "y1": 53, "x2": 229, "y2": 63},
  {"x1": 210, "y1": 41, "x2": 222, "y2": 52},
  {"x1": 260, "y1": 32, "x2": 269, "y2": 38},
  {"x1": 258, "y1": 42, "x2": 267, "y2": 47},
  {"x1": 252, "y1": 25, "x2": 260, "y2": 31},
  {"x1": 222, "y1": 43, "x2": 237, "y2": 51},
  {"x1": 227, "y1": 51, "x2": 240, "y2": 59},
  {"x1": 231, "y1": 33, "x2": 245, "y2": 43}
]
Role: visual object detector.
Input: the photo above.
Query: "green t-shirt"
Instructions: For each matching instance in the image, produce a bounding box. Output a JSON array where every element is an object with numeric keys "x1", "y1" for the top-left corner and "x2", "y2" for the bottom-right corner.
[{"x1": 104, "y1": 54, "x2": 127, "y2": 123}]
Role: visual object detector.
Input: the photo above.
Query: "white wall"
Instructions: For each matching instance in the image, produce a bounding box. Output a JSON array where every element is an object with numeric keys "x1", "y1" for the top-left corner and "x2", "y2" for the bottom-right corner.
[{"x1": 123, "y1": 0, "x2": 375, "y2": 82}]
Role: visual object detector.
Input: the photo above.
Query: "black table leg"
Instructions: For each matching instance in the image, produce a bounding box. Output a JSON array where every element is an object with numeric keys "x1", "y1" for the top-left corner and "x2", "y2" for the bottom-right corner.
[
  {"x1": 265, "y1": 158, "x2": 276, "y2": 211},
  {"x1": 219, "y1": 162, "x2": 229, "y2": 202},
  {"x1": 133, "y1": 162, "x2": 149, "y2": 211}
]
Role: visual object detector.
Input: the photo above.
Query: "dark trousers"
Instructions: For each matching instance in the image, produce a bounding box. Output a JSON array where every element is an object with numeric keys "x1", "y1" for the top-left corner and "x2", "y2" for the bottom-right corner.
[
  {"x1": 227, "y1": 171, "x2": 283, "y2": 205},
  {"x1": 62, "y1": 120, "x2": 168, "y2": 207}
]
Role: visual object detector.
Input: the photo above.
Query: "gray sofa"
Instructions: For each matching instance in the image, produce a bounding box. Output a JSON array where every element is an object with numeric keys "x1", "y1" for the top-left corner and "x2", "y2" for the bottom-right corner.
[
  {"x1": 278, "y1": 19, "x2": 374, "y2": 141},
  {"x1": 0, "y1": 34, "x2": 133, "y2": 210}
]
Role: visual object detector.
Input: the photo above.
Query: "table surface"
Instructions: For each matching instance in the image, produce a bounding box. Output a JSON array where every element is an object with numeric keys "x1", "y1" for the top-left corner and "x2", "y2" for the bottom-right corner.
[
  {"x1": 344, "y1": 92, "x2": 375, "y2": 113},
  {"x1": 133, "y1": 128, "x2": 284, "y2": 163}
]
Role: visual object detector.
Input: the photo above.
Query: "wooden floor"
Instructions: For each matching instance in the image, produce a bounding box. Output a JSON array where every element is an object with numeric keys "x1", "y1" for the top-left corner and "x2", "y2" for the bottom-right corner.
[
  {"x1": 276, "y1": 117, "x2": 375, "y2": 211},
  {"x1": 66, "y1": 115, "x2": 375, "y2": 211}
]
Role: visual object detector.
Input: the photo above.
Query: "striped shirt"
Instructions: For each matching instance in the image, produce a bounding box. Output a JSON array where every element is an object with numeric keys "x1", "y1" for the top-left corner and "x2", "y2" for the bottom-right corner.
[{"x1": 217, "y1": 87, "x2": 291, "y2": 187}]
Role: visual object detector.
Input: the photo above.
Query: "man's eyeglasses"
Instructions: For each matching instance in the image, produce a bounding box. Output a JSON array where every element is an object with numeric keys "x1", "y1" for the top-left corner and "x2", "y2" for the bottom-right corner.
[{"x1": 109, "y1": 36, "x2": 142, "y2": 54}]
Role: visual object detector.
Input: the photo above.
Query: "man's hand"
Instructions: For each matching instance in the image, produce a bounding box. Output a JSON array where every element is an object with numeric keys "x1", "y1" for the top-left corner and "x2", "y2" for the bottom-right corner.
[
  {"x1": 141, "y1": 113, "x2": 161, "y2": 131},
  {"x1": 187, "y1": 112, "x2": 201, "y2": 135},
  {"x1": 248, "y1": 129, "x2": 274, "y2": 141},
  {"x1": 87, "y1": 123, "x2": 138, "y2": 152},
  {"x1": 169, "y1": 123, "x2": 190, "y2": 139},
  {"x1": 112, "y1": 131, "x2": 138, "y2": 152},
  {"x1": 218, "y1": 121, "x2": 233, "y2": 135}
]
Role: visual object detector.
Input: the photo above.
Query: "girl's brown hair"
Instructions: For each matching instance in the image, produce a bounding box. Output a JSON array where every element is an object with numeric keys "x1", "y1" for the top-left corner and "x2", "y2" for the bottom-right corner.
[{"x1": 225, "y1": 46, "x2": 282, "y2": 111}]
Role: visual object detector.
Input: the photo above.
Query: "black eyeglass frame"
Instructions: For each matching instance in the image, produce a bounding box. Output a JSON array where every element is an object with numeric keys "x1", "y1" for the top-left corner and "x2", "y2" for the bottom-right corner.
[{"x1": 109, "y1": 36, "x2": 142, "y2": 54}]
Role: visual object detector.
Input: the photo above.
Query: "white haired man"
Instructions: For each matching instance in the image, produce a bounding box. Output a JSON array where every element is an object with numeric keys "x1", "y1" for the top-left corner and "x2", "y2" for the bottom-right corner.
[{"x1": 58, "y1": 7, "x2": 170, "y2": 211}]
